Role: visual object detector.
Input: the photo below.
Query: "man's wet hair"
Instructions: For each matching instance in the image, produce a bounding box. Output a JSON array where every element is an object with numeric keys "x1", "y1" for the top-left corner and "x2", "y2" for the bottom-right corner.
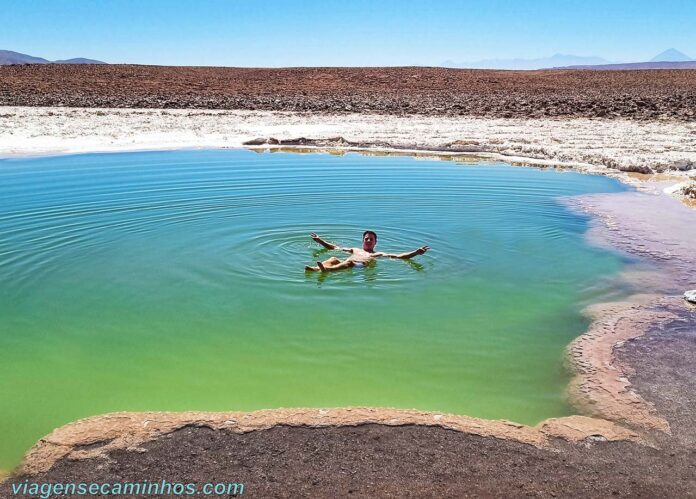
[{"x1": 363, "y1": 230, "x2": 377, "y2": 240}]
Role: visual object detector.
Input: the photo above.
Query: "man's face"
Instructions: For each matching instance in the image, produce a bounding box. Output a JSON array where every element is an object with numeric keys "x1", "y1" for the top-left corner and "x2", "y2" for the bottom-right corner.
[{"x1": 362, "y1": 232, "x2": 377, "y2": 251}]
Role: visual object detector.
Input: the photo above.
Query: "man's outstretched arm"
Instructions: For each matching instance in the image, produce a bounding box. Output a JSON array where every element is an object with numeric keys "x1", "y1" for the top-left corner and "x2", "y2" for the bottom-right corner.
[
  {"x1": 310, "y1": 232, "x2": 352, "y2": 252},
  {"x1": 380, "y1": 245, "x2": 430, "y2": 259},
  {"x1": 310, "y1": 232, "x2": 337, "y2": 249}
]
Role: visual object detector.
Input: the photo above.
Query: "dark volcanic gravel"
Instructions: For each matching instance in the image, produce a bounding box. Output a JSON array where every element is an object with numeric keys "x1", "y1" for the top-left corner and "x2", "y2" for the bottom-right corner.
[
  {"x1": 1, "y1": 64, "x2": 695, "y2": 120},
  {"x1": 616, "y1": 312, "x2": 696, "y2": 449},
  {"x1": 2, "y1": 424, "x2": 695, "y2": 498}
]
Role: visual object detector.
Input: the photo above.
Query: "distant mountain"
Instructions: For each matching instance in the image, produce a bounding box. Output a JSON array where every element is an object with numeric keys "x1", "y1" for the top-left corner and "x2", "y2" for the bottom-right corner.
[
  {"x1": 559, "y1": 49, "x2": 695, "y2": 70},
  {"x1": 53, "y1": 57, "x2": 106, "y2": 64},
  {"x1": 650, "y1": 48, "x2": 692, "y2": 62},
  {"x1": 442, "y1": 53, "x2": 611, "y2": 70},
  {"x1": 0, "y1": 50, "x2": 50, "y2": 65},
  {"x1": 444, "y1": 49, "x2": 696, "y2": 71},
  {"x1": 0, "y1": 50, "x2": 105, "y2": 65},
  {"x1": 562, "y1": 60, "x2": 696, "y2": 70}
]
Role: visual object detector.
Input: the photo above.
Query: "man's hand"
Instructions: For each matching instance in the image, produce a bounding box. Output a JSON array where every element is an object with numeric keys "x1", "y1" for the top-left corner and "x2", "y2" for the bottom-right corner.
[
  {"x1": 416, "y1": 245, "x2": 430, "y2": 255},
  {"x1": 310, "y1": 232, "x2": 321, "y2": 241}
]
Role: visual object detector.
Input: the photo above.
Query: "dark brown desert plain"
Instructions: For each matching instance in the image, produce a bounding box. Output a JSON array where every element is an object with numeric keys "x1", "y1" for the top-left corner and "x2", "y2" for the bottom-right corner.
[
  {"x1": 1, "y1": 64, "x2": 695, "y2": 498},
  {"x1": 1, "y1": 64, "x2": 695, "y2": 120}
]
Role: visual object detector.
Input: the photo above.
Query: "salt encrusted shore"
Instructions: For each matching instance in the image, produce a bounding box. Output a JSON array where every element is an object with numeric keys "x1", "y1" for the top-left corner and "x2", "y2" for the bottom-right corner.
[
  {"x1": 1, "y1": 106, "x2": 695, "y2": 176},
  {"x1": 1, "y1": 106, "x2": 695, "y2": 487}
]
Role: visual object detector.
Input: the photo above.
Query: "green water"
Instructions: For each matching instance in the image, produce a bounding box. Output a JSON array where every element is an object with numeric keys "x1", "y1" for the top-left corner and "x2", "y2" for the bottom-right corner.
[{"x1": 0, "y1": 150, "x2": 628, "y2": 468}]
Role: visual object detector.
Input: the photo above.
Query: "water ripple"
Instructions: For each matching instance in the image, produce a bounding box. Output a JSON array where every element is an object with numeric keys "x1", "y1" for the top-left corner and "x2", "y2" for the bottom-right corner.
[{"x1": 0, "y1": 149, "x2": 626, "y2": 295}]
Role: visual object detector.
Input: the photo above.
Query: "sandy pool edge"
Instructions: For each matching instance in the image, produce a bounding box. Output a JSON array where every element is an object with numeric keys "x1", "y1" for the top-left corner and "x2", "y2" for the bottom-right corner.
[{"x1": 16, "y1": 409, "x2": 643, "y2": 477}]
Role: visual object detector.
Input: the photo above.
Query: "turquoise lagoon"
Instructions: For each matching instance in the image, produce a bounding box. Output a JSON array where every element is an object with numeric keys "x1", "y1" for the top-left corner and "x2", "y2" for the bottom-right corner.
[{"x1": 0, "y1": 149, "x2": 629, "y2": 468}]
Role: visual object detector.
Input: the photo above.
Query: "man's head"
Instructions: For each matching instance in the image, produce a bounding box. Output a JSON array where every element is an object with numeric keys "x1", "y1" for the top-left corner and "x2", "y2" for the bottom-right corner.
[{"x1": 362, "y1": 230, "x2": 378, "y2": 252}]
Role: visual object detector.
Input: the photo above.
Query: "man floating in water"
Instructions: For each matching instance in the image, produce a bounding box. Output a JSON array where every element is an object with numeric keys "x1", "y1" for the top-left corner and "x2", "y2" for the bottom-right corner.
[{"x1": 305, "y1": 230, "x2": 429, "y2": 272}]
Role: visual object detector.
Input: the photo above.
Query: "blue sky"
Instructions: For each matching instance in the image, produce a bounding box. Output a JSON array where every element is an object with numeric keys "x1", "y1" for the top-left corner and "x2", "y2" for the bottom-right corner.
[{"x1": 2, "y1": 0, "x2": 695, "y2": 66}]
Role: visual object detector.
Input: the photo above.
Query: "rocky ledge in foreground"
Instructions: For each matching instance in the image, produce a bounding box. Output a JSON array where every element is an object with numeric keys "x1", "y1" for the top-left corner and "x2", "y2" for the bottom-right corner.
[{"x1": 1, "y1": 424, "x2": 694, "y2": 498}]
